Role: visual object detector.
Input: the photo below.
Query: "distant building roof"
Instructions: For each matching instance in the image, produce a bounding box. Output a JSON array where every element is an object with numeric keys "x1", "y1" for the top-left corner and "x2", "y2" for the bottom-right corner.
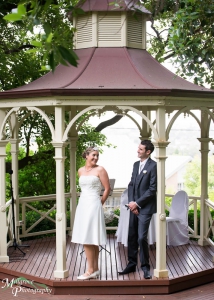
[{"x1": 165, "y1": 155, "x2": 192, "y2": 179}]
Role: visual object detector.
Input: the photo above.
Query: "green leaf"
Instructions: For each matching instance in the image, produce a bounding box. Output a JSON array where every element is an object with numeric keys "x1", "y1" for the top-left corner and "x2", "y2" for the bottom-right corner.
[
  {"x1": 43, "y1": 23, "x2": 52, "y2": 36},
  {"x1": 18, "y1": 4, "x2": 26, "y2": 16},
  {"x1": 46, "y1": 33, "x2": 53, "y2": 43},
  {"x1": 57, "y1": 46, "x2": 78, "y2": 67},
  {"x1": 19, "y1": 0, "x2": 30, "y2": 4},
  {"x1": 33, "y1": 18, "x2": 41, "y2": 25},
  {"x1": 3, "y1": 14, "x2": 23, "y2": 21},
  {"x1": 31, "y1": 40, "x2": 42, "y2": 47},
  {"x1": 59, "y1": 57, "x2": 69, "y2": 67},
  {"x1": 40, "y1": 65, "x2": 50, "y2": 71},
  {"x1": 70, "y1": 49, "x2": 79, "y2": 61},
  {"x1": 25, "y1": 48, "x2": 38, "y2": 54},
  {"x1": 43, "y1": 0, "x2": 53, "y2": 12},
  {"x1": 74, "y1": 8, "x2": 85, "y2": 15},
  {"x1": 48, "y1": 51, "x2": 55, "y2": 72}
]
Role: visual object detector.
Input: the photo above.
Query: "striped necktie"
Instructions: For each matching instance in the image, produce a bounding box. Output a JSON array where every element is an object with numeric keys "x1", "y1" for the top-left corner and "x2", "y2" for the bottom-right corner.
[{"x1": 139, "y1": 163, "x2": 144, "y2": 174}]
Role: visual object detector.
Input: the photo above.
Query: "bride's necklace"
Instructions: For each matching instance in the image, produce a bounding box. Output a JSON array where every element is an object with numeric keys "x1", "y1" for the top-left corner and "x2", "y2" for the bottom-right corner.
[{"x1": 85, "y1": 166, "x2": 94, "y2": 172}]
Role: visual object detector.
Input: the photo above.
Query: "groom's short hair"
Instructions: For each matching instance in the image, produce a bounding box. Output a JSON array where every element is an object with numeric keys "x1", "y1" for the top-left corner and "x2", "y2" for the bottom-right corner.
[{"x1": 141, "y1": 140, "x2": 154, "y2": 154}]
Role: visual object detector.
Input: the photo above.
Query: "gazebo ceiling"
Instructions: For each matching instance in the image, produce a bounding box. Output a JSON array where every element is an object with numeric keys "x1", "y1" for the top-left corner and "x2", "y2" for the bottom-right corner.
[{"x1": 1, "y1": 47, "x2": 214, "y2": 100}]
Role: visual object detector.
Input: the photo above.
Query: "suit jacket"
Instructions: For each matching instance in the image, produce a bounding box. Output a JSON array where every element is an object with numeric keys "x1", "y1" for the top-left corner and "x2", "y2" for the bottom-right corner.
[{"x1": 128, "y1": 157, "x2": 157, "y2": 215}]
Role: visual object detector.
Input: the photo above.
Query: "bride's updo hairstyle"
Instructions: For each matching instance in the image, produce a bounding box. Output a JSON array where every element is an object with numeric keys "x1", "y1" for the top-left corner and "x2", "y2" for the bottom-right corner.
[{"x1": 82, "y1": 146, "x2": 99, "y2": 159}]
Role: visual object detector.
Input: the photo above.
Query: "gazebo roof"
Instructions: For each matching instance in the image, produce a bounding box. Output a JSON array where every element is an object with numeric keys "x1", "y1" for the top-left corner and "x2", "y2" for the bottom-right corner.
[{"x1": 1, "y1": 47, "x2": 214, "y2": 99}]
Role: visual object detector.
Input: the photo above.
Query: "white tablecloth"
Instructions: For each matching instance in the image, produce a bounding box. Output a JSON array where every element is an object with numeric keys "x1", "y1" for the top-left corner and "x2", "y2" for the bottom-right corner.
[
  {"x1": 148, "y1": 213, "x2": 156, "y2": 245},
  {"x1": 115, "y1": 207, "x2": 156, "y2": 247}
]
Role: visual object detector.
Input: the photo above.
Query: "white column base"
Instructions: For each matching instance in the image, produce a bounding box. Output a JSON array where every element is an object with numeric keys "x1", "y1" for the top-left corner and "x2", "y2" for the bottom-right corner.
[
  {"x1": 198, "y1": 238, "x2": 209, "y2": 246},
  {"x1": 54, "y1": 269, "x2": 69, "y2": 279},
  {"x1": 0, "y1": 256, "x2": 9, "y2": 263},
  {"x1": 153, "y1": 268, "x2": 168, "y2": 278}
]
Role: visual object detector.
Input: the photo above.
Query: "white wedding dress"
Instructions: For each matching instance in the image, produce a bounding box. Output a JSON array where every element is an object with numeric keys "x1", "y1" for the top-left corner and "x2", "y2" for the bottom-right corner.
[{"x1": 71, "y1": 175, "x2": 107, "y2": 246}]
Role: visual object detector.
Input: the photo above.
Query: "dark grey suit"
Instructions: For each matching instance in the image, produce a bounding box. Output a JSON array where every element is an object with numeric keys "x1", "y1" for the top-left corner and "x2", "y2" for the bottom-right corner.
[{"x1": 127, "y1": 157, "x2": 157, "y2": 271}]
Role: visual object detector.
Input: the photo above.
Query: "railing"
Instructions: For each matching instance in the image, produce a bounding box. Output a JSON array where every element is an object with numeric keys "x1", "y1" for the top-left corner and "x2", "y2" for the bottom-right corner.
[
  {"x1": 5, "y1": 199, "x2": 13, "y2": 247},
  {"x1": 19, "y1": 193, "x2": 71, "y2": 238},
  {"x1": 205, "y1": 199, "x2": 214, "y2": 247},
  {"x1": 5, "y1": 190, "x2": 214, "y2": 247}
]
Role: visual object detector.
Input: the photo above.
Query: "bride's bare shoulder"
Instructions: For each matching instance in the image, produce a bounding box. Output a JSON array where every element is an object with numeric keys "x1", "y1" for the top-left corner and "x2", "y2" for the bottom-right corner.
[
  {"x1": 97, "y1": 165, "x2": 108, "y2": 174},
  {"x1": 97, "y1": 165, "x2": 104, "y2": 170},
  {"x1": 78, "y1": 166, "x2": 85, "y2": 175}
]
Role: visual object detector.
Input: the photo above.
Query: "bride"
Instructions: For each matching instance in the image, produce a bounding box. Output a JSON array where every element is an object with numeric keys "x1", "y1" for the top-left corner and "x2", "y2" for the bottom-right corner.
[{"x1": 71, "y1": 146, "x2": 111, "y2": 280}]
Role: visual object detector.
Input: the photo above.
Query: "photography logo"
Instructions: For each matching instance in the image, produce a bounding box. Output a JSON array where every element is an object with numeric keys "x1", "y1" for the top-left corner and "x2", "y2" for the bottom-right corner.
[{"x1": 2, "y1": 276, "x2": 52, "y2": 297}]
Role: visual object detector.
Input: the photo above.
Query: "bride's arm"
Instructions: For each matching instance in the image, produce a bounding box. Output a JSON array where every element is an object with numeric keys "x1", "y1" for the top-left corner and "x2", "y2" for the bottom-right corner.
[{"x1": 98, "y1": 167, "x2": 111, "y2": 205}]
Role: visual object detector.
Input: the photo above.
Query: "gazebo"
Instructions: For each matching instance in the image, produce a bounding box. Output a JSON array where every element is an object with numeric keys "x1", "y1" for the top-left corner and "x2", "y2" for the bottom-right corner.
[{"x1": 0, "y1": 0, "x2": 213, "y2": 291}]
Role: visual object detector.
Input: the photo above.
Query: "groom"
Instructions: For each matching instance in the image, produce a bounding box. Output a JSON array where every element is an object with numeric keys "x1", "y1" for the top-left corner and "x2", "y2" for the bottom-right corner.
[{"x1": 118, "y1": 140, "x2": 157, "y2": 279}]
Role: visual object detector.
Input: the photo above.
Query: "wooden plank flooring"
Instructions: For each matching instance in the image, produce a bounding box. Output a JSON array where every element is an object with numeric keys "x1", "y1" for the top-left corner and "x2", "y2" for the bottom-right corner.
[{"x1": 0, "y1": 234, "x2": 213, "y2": 295}]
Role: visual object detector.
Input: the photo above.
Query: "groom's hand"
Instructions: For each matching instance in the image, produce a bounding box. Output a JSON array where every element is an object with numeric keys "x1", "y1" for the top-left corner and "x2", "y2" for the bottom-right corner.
[{"x1": 128, "y1": 202, "x2": 139, "y2": 215}]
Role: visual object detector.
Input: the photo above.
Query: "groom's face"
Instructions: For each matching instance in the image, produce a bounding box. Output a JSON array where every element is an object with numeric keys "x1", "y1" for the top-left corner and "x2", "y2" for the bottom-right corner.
[{"x1": 137, "y1": 144, "x2": 151, "y2": 161}]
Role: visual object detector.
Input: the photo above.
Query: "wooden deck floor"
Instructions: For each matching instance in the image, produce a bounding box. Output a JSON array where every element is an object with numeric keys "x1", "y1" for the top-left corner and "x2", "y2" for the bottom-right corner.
[{"x1": 0, "y1": 234, "x2": 213, "y2": 295}]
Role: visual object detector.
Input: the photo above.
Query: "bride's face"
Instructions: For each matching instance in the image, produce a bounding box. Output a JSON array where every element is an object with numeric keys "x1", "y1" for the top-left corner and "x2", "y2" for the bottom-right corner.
[{"x1": 87, "y1": 151, "x2": 99, "y2": 165}]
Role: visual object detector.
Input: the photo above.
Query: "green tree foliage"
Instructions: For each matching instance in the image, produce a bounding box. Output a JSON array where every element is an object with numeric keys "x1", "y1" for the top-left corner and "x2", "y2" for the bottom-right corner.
[
  {"x1": 2, "y1": 0, "x2": 80, "y2": 73},
  {"x1": 183, "y1": 156, "x2": 214, "y2": 200},
  {"x1": 168, "y1": 0, "x2": 214, "y2": 87},
  {"x1": 144, "y1": 0, "x2": 214, "y2": 88},
  {"x1": 2, "y1": 0, "x2": 214, "y2": 86},
  {"x1": 0, "y1": 1, "x2": 46, "y2": 90}
]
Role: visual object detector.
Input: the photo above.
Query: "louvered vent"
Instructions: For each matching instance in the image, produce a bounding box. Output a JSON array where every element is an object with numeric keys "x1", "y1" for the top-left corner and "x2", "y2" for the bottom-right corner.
[
  {"x1": 76, "y1": 13, "x2": 93, "y2": 46},
  {"x1": 98, "y1": 13, "x2": 122, "y2": 45},
  {"x1": 127, "y1": 13, "x2": 144, "y2": 49},
  {"x1": 74, "y1": 11, "x2": 146, "y2": 49}
]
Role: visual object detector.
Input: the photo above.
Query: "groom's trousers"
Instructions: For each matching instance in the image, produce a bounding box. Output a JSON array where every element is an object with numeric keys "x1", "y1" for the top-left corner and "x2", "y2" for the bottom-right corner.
[{"x1": 128, "y1": 212, "x2": 152, "y2": 270}]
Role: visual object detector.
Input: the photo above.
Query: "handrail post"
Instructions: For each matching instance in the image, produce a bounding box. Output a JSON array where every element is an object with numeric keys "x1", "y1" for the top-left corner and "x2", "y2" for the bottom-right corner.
[
  {"x1": 67, "y1": 136, "x2": 78, "y2": 236},
  {"x1": 198, "y1": 137, "x2": 212, "y2": 246},
  {"x1": 0, "y1": 140, "x2": 9, "y2": 262},
  {"x1": 10, "y1": 136, "x2": 20, "y2": 243}
]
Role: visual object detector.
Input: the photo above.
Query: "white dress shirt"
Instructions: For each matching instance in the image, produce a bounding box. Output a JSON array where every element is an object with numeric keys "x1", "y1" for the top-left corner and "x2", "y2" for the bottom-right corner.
[
  {"x1": 136, "y1": 158, "x2": 149, "y2": 209},
  {"x1": 139, "y1": 158, "x2": 148, "y2": 174}
]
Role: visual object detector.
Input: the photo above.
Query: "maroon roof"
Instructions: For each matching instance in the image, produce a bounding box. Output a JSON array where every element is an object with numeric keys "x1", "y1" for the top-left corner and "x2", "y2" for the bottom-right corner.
[
  {"x1": 1, "y1": 48, "x2": 214, "y2": 99},
  {"x1": 77, "y1": 0, "x2": 151, "y2": 14}
]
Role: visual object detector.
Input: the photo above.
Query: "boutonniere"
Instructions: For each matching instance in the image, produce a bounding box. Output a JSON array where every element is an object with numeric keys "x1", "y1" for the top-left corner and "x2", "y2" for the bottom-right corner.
[{"x1": 143, "y1": 170, "x2": 147, "y2": 174}]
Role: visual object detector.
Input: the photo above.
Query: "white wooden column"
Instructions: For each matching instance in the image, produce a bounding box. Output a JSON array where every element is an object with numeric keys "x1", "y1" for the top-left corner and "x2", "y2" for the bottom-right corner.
[
  {"x1": 198, "y1": 138, "x2": 211, "y2": 246},
  {"x1": 53, "y1": 106, "x2": 69, "y2": 278},
  {"x1": 10, "y1": 113, "x2": 20, "y2": 240},
  {"x1": 140, "y1": 107, "x2": 151, "y2": 140},
  {"x1": 0, "y1": 140, "x2": 9, "y2": 262},
  {"x1": 10, "y1": 138, "x2": 20, "y2": 243},
  {"x1": 153, "y1": 107, "x2": 169, "y2": 278},
  {"x1": 197, "y1": 109, "x2": 210, "y2": 246},
  {"x1": 68, "y1": 137, "x2": 78, "y2": 236}
]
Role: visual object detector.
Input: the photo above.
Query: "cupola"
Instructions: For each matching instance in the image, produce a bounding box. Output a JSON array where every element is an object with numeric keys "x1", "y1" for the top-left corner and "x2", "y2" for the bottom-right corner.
[{"x1": 73, "y1": 0, "x2": 151, "y2": 50}]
